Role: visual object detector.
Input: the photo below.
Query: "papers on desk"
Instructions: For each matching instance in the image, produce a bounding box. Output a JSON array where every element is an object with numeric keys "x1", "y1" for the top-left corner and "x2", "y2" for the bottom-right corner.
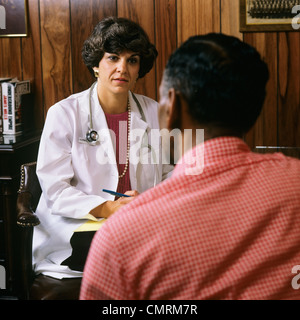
[{"x1": 74, "y1": 218, "x2": 107, "y2": 232}]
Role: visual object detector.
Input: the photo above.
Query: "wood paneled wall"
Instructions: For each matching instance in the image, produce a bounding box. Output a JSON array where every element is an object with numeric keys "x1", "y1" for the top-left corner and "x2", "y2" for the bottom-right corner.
[{"x1": 0, "y1": 0, "x2": 299, "y2": 149}]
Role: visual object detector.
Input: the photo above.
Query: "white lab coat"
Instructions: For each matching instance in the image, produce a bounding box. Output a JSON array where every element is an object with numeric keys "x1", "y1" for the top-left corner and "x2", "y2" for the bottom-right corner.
[{"x1": 32, "y1": 83, "x2": 173, "y2": 279}]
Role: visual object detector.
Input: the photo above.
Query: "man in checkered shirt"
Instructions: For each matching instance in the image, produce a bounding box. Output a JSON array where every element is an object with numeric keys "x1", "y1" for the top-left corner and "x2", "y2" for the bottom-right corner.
[{"x1": 80, "y1": 33, "x2": 300, "y2": 300}]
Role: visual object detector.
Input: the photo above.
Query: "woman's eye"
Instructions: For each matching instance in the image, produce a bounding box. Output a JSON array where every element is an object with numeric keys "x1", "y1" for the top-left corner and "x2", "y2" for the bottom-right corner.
[
  {"x1": 129, "y1": 58, "x2": 139, "y2": 64},
  {"x1": 108, "y1": 55, "x2": 118, "y2": 61}
]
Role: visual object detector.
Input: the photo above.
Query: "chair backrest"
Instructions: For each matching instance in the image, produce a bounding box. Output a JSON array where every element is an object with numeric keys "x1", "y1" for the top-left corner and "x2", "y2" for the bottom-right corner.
[
  {"x1": 16, "y1": 162, "x2": 41, "y2": 299},
  {"x1": 16, "y1": 161, "x2": 82, "y2": 300},
  {"x1": 18, "y1": 162, "x2": 42, "y2": 212}
]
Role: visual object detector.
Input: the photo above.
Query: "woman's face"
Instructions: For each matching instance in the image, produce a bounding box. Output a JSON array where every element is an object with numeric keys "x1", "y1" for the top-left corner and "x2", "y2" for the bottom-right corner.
[{"x1": 94, "y1": 51, "x2": 140, "y2": 95}]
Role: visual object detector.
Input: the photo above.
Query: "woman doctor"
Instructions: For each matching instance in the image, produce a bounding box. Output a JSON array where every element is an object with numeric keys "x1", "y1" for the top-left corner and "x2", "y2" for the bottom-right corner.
[{"x1": 32, "y1": 17, "x2": 173, "y2": 279}]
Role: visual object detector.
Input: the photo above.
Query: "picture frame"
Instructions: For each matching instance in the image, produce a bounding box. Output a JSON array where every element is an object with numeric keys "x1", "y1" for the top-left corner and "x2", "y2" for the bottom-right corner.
[
  {"x1": 0, "y1": 0, "x2": 28, "y2": 37},
  {"x1": 240, "y1": 0, "x2": 300, "y2": 32}
]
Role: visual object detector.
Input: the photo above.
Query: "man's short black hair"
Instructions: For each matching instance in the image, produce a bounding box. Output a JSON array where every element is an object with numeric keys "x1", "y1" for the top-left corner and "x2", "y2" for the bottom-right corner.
[{"x1": 162, "y1": 33, "x2": 269, "y2": 134}]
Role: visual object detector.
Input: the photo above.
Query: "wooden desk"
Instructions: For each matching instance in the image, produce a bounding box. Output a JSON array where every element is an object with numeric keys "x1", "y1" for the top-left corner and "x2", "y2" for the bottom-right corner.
[{"x1": 0, "y1": 132, "x2": 40, "y2": 299}]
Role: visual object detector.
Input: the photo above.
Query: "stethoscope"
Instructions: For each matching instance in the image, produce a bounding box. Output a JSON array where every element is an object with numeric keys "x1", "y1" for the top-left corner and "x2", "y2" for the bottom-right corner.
[
  {"x1": 80, "y1": 82, "x2": 148, "y2": 145},
  {"x1": 79, "y1": 82, "x2": 159, "y2": 187},
  {"x1": 79, "y1": 82, "x2": 100, "y2": 146}
]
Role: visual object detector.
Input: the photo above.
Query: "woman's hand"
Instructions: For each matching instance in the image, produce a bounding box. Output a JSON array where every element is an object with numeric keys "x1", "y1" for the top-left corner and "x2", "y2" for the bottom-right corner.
[{"x1": 90, "y1": 190, "x2": 139, "y2": 219}]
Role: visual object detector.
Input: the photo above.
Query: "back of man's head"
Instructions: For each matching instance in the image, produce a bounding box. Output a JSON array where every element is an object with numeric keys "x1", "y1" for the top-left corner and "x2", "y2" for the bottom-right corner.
[{"x1": 162, "y1": 33, "x2": 269, "y2": 135}]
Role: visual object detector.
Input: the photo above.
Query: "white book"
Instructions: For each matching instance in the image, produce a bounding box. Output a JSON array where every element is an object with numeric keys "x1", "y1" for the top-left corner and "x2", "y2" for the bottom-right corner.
[
  {"x1": 0, "y1": 77, "x2": 12, "y2": 134},
  {"x1": 2, "y1": 79, "x2": 30, "y2": 134}
]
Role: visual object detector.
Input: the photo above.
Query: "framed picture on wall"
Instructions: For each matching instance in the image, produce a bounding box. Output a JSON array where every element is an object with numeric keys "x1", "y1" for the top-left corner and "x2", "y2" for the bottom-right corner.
[
  {"x1": 0, "y1": 0, "x2": 28, "y2": 37},
  {"x1": 240, "y1": 0, "x2": 300, "y2": 32}
]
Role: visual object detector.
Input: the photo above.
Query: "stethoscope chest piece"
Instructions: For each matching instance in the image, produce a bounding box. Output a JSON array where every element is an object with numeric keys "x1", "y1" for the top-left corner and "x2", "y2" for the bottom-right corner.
[{"x1": 86, "y1": 129, "x2": 99, "y2": 143}]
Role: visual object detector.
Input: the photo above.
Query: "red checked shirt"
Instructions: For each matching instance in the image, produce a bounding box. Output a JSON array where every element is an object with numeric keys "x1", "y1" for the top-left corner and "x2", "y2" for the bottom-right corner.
[{"x1": 80, "y1": 137, "x2": 300, "y2": 300}]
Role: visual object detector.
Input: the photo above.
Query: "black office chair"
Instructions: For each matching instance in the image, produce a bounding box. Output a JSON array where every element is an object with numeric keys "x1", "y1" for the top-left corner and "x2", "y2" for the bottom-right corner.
[{"x1": 16, "y1": 162, "x2": 81, "y2": 300}]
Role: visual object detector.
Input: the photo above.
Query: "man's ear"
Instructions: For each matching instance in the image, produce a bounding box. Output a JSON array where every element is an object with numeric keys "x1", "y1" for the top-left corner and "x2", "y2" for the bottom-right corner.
[{"x1": 167, "y1": 88, "x2": 182, "y2": 131}]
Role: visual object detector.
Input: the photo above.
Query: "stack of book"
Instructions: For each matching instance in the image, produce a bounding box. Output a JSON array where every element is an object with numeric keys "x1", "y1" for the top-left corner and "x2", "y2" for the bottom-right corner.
[{"x1": 0, "y1": 78, "x2": 33, "y2": 138}]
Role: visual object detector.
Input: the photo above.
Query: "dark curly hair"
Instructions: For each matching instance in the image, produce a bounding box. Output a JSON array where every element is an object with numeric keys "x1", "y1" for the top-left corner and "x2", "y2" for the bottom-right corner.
[
  {"x1": 162, "y1": 33, "x2": 269, "y2": 134},
  {"x1": 82, "y1": 17, "x2": 158, "y2": 79}
]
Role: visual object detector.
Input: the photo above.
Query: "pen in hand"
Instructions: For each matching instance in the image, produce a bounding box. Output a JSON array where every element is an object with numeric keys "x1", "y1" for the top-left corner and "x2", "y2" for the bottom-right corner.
[{"x1": 102, "y1": 189, "x2": 131, "y2": 198}]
